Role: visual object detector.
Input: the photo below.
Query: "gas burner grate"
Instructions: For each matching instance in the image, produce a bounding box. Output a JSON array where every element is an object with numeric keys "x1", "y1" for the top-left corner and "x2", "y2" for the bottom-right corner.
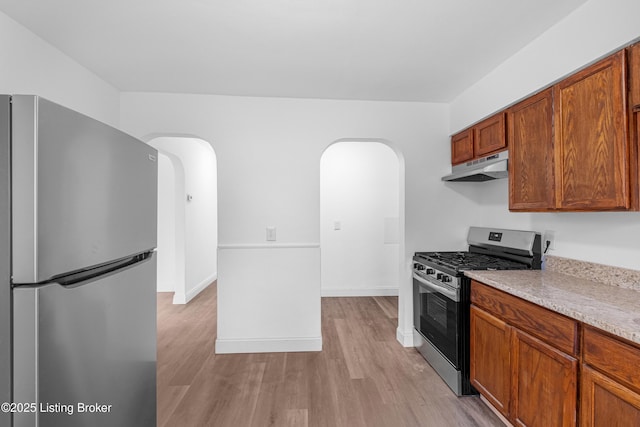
[{"x1": 416, "y1": 251, "x2": 528, "y2": 272}]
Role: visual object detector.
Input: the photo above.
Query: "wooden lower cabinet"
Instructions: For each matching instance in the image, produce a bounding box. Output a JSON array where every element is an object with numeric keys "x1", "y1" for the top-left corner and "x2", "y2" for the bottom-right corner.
[
  {"x1": 511, "y1": 329, "x2": 578, "y2": 427},
  {"x1": 470, "y1": 305, "x2": 511, "y2": 417},
  {"x1": 470, "y1": 281, "x2": 579, "y2": 426},
  {"x1": 581, "y1": 325, "x2": 640, "y2": 426},
  {"x1": 470, "y1": 305, "x2": 577, "y2": 426},
  {"x1": 581, "y1": 366, "x2": 640, "y2": 427},
  {"x1": 471, "y1": 281, "x2": 640, "y2": 426}
]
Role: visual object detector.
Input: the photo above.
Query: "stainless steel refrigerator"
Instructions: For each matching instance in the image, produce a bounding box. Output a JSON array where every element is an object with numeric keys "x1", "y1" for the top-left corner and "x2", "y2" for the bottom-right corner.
[{"x1": 1, "y1": 95, "x2": 157, "y2": 427}]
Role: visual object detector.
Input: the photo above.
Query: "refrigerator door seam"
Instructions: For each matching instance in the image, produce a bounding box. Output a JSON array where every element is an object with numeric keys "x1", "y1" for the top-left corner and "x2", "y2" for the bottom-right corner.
[{"x1": 11, "y1": 96, "x2": 39, "y2": 284}]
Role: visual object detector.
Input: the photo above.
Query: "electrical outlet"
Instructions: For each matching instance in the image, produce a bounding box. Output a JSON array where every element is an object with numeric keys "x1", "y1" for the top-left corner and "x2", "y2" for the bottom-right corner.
[{"x1": 544, "y1": 230, "x2": 555, "y2": 252}]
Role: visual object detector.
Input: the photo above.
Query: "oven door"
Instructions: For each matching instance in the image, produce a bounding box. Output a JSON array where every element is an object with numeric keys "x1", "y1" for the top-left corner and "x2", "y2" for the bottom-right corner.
[{"x1": 413, "y1": 273, "x2": 460, "y2": 368}]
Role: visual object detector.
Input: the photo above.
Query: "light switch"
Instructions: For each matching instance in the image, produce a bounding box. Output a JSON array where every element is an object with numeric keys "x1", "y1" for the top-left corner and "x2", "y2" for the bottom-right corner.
[
  {"x1": 334, "y1": 221, "x2": 341, "y2": 230},
  {"x1": 266, "y1": 226, "x2": 276, "y2": 241}
]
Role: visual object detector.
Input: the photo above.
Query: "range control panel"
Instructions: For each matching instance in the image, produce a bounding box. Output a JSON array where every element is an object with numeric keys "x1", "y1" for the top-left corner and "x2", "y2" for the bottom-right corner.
[
  {"x1": 488, "y1": 231, "x2": 503, "y2": 242},
  {"x1": 412, "y1": 261, "x2": 460, "y2": 290}
]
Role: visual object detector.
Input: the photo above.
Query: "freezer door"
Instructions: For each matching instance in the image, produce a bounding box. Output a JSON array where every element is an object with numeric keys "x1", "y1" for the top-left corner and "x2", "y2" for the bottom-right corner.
[
  {"x1": 0, "y1": 95, "x2": 11, "y2": 426},
  {"x1": 13, "y1": 255, "x2": 156, "y2": 427},
  {"x1": 11, "y1": 95, "x2": 157, "y2": 284}
]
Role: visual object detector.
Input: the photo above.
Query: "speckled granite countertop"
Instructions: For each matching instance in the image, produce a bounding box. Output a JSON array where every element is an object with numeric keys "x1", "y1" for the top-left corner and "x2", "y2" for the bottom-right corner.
[{"x1": 465, "y1": 268, "x2": 640, "y2": 345}]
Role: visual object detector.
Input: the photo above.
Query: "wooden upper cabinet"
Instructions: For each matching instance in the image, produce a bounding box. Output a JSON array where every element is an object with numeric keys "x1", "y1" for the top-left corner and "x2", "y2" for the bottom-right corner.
[
  {"x1": 629, "y1": 42, "x2": 640, "y2": 110},
  {"x1": 554, "y1": 50, "x2": 630, "y2": 210},
  {"x1": 508, "y1": 89, "x2": 555, "y2": 211},
  {"x1": 474, "y1": 113, "x2": 506, "y2": 157},
  {"x1": 453, "y1": 45, "x2": 639, "y2": 212},
  {"x1": 450, "y1": 113, "x2": 506, "y2": 165},
  {"x1": 451, "y1": 128, "x2": 474, "y2": 165},
  {"x1": 628, "y1": 42, "x2": 640, "y2": 211}
]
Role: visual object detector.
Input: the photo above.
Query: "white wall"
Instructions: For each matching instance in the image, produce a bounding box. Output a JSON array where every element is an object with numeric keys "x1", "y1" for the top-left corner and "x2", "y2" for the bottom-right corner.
[
  {"x1": 156, "y1": 152, "x2": 178, "y2": 292},
  {"x1": 0, "y1": 11, "x2": 120, "y2": 126},
  {"x1": 119, "y1": 93, "x2": 464, "y2": 350},
  {"x1": 321, "y1": 142, "x2": 399, "y2": 296},
  {"x1": 149, "y1": 137, "x2": 218, "y2": 303},
  {"x1": 8, "y1": 0, "x2": 637, "y2": 357},
  {"x1": 448, "y1": 0, "x2": 640, "y2": 270}
]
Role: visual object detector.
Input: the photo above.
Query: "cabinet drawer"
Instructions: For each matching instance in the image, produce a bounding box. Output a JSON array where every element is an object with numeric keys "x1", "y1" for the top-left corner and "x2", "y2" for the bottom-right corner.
[
  {"x1": 583, "y1": 325, "x2": 640, "y2": 393},
  {"x1": 471, "y1": 280, "x2": 579, "y2": 355}
]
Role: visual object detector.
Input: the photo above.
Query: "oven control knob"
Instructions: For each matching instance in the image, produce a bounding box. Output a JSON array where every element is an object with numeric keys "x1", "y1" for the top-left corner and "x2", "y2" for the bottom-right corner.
[
  {"x1": 436, "y1": 273, "x2": 443, "y2": 280},
  {"x1": 441, "y1": 275, "x2": 451, "y2": 283},
  {"x1": 426, "y1": 268, "x2": 435, "y2": 275},
  {"x1": 414, "y1": 263, "x2": 425, "y2": 271}
]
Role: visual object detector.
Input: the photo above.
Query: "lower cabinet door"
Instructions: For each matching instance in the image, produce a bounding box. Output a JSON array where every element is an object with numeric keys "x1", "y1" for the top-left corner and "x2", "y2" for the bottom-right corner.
[
  {"x1": 581, "y1": 365, "x2": 640, "y2": 427},
  {"x1": 470, "y1": 305, "x2": 511, "y2": 417},
  {"x1": 511, "y1": 329, "x2": 577, "y2": 427}
]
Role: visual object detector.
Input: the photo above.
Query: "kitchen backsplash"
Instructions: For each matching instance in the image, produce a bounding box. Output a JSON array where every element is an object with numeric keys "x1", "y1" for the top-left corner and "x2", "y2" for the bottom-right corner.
[{"x1": 545, "y1": 255, "x2": 640, "y2": 291}]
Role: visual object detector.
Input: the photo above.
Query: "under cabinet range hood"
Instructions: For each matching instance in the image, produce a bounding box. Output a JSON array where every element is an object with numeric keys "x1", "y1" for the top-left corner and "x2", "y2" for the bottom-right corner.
[{"x1": 442, "y1": 150, "x2": 509, "y2": 182}]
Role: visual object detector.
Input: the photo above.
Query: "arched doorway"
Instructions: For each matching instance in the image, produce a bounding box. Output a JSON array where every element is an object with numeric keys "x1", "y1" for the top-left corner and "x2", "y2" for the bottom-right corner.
[
  {"x1": 148, "y1": 136, "x2": 218, "y2": 304},
  {"x1": 320, "y1": 140, "x2": 403, "y2": 296}
]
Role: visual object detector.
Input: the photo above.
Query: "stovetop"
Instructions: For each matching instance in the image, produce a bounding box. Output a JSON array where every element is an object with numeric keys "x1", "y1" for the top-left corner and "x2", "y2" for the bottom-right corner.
[{"x1": 414, "y1": 251, "x2": 530, "y2": 272}]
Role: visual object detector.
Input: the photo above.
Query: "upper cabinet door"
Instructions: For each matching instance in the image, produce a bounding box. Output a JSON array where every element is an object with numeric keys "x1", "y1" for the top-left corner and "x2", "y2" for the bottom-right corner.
[
  {"x1": 451, "y1": 128, "x2": 474, "y2": 165},
  {"x1": 629, "y1": 42, "x2": 640, "y2": 109},
  {"x1": 508, "y1": 89, "x2": 555, "y2": 211},
  {"x1": 474, "y1": 113, "x2": 506, "y2": 157},
  {"x1": 554, "y1": 50, "x2": 630, "y2": 210},
  {"x1": 627, "y1": 42, "x2": 640, "y2": 210}
]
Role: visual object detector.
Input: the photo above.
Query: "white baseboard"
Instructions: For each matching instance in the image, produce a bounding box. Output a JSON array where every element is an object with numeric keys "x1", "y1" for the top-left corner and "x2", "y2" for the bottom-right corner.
[
  {"x1": 172, "y1": 272, "x2": 217, "y2": 305},
  {"x1": 185, "y1": 272, "x2": 217, "y2": 303},
  {"x1": 218, "y1": 243, "x2": 320, "y2": 249},
  {"x1": 215, "y1": 336, "x2": 323, "y2": 354},
  {"x1": 396, "y1": 327, "x2": 414, "y2": 347},
  {"x1": 321, "y1": 287, "x2": 399, "y2": 297},
  {"x1": 172, "y1": 291, "x2": 186, "y2": 305}
]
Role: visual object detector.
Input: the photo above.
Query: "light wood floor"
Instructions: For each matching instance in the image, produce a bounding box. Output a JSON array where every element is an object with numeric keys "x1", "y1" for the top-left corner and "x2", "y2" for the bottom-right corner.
[{"x1": 157, "y1": 283, "x2": 503, "y2": 427}]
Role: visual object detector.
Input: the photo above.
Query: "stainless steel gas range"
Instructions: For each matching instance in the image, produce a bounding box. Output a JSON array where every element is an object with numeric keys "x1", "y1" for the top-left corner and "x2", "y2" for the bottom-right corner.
[{"x1": 413, "y1": 227, "x2": 542, "y2": 396}]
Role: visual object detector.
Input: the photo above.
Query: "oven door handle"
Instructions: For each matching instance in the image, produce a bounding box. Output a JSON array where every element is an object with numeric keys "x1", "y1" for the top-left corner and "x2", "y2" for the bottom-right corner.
[{"x1": 413, "y1": 273, "x2": 459, "y2": 302}]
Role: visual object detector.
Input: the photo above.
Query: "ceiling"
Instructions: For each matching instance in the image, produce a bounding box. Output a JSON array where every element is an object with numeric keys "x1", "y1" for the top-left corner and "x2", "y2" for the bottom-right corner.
[{"x1": 0, "y1": 0, "x2": 588, "y2": 102}]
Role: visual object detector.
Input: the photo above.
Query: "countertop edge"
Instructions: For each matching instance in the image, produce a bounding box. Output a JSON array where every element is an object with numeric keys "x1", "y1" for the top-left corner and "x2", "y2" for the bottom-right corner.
[{"x1": 465, "y1": 269, "x2": 640, "y2": 346}]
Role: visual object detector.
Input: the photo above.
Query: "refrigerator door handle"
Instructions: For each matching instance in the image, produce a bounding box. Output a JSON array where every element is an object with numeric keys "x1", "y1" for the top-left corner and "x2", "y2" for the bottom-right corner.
[
  {"x1": 55, "y1": 251, "x2": 155, "y2": 289},
  {"x1": 16, "y1": 251, "x2": 156, "y2": 290}
]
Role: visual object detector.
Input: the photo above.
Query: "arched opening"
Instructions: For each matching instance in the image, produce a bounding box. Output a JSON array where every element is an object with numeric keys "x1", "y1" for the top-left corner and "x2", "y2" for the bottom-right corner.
[
  {"x1": 320, "y1": 140, "x2": 404, "y2": 298},
  {"x1": 148, "y1": 136, "x2": 218, "y2": 304},
  {"x1": 155, "y1": 151, "x2": 184, "y2": 294}
]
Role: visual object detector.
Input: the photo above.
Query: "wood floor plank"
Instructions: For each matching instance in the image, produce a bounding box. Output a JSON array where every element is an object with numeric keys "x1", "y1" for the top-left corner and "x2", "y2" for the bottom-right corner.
[
  {"x1": 157, "y1": 385, "x2": 189, "y2": 427},
  {"x1": 285, "y1": 409, "x2": 308, "y2": 427},
  {"x1": 334, "y1": 317, "x2": 367, "y2": 380},
  {"x1": 281, "y1": 353, "x2": 310, "y2": 411},
  {"x1": 373, "y1": 296, "x2": 398, "y2": 320},
  {"x1": 157, "y1": 284, "x2": 504, "y2": 426}
]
